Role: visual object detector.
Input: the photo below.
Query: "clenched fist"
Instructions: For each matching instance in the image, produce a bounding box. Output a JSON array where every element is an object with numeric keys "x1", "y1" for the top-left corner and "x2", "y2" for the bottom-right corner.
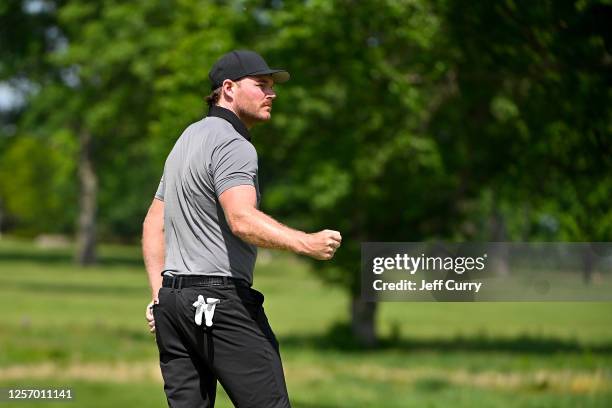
[{"x1": 303, "y1": 229, "x2": 342, "y2": 260}]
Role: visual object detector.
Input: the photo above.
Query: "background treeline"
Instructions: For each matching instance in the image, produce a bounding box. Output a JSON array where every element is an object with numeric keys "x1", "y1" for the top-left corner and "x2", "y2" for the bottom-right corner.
[{"x1": 1, "y1": 0, "x2": 610, "y2": 343}]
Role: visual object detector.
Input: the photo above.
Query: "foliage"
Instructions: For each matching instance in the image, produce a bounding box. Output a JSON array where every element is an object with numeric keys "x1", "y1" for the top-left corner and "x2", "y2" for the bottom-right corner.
[{"x1": 0, "y1": 130, "x2": 76, "y2": 234}]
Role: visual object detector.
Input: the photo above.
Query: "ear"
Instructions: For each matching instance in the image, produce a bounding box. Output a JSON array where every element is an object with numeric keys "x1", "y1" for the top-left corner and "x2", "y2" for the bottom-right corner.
[{"x1": 222, "y1": 79, "x2": 235, "y2": 98}]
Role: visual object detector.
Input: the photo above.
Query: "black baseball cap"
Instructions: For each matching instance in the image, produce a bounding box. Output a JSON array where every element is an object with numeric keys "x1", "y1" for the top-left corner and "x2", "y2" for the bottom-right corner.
[{"x1": 208, "y1": 50, "x2": 290, "y2": 90}]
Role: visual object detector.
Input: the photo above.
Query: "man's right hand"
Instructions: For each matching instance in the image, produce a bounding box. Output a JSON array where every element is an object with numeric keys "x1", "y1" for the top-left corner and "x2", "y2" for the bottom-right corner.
[
  {"x1": 303, "y1": 229, "x2": 342, "y2": 260},
  {"x1": 145, "y1": 299, "x2": 158, "y2": 333}
]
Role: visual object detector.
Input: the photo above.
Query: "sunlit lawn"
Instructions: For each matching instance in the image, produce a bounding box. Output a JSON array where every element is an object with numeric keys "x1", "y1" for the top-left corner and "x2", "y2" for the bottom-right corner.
[{"x1": 0, "y1": 237, "x2": 611, "y2": 407}]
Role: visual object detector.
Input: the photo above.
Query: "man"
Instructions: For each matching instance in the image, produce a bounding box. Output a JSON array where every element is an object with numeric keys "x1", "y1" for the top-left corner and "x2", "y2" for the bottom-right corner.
[{"x1": 142, "y1": 50, "x2": 342, "y2": 408}]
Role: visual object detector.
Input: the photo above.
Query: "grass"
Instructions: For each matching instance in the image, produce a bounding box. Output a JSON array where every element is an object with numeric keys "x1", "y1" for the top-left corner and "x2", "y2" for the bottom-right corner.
[{"x1": 0, "y1": 237, "x2": 611, "y2": 407}]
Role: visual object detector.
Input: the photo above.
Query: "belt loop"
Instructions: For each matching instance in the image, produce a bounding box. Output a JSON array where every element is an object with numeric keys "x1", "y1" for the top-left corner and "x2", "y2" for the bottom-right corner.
[
  {"x1": 178, "y1": 276, "x2": 183, "y2": 291},
  {"x1": 171, "y1": 276, "x2": 177, "y2": 291}
]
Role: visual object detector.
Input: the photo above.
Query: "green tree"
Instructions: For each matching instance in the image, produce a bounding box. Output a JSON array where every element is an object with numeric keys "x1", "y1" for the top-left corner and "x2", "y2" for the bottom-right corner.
[
  {"x1": 253, "y1": 0, "x2": 611, "y2": 344},
  {"x1": 251, "y1": 0, "x2": 458, "y2": 345},
  {"x1": 434, "y1": 0, "x2": 612, "y2": 245}
]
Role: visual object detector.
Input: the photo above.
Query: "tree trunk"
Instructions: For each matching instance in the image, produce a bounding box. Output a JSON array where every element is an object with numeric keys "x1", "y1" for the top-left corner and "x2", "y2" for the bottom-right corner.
[
  {"x1": 0, "y1": 197, "x2": 3, "y2": 239},
  {"x1": 75, "y1": 129, "x2": 97, "y2": 265},
  {"x1": 489, "y1": 206, "x2": 509, "y2": 276},
  {"x1": 350, "y1": 296, "x2": 377, "y2": 347},
  {"x1": 582, "y1": 246, "x2": 594, "y2": 285}
]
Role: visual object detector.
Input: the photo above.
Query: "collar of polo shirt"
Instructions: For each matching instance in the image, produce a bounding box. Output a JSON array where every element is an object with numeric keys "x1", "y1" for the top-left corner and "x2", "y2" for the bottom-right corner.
[{"x1": 207, "y1": 106, "x2": 251, "y2": 141}]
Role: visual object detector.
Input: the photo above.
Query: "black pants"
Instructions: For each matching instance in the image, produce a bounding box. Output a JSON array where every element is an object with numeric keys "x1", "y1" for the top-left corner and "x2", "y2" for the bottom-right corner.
[{"x1": 153, "y1": 277, "x2": 291, "y2": 408}]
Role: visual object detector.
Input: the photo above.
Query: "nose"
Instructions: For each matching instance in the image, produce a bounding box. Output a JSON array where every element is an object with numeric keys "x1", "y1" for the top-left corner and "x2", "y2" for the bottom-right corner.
[{"x1": 266, "y1": 87, "x2": 276, "y2": 99}]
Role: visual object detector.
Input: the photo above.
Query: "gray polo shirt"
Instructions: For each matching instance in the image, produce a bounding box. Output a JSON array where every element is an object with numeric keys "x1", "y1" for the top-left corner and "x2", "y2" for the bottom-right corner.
[{"x1": 155, "y1": 106, "x2": 260, "y2": 285}]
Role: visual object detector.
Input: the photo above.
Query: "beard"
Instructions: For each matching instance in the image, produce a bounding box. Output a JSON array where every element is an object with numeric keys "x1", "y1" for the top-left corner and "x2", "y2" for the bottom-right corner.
[{"x1": 236, "y1": 102, "x2": 271, "y2": 125}]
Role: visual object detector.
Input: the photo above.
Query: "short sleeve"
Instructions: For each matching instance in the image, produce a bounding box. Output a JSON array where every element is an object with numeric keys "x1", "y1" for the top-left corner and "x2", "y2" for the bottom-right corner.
[
  {"x1": 212, "y1": 138, "x2": 258, "y2": 197},
  {"x1": 154, "y1": 175, "x2": 165, "y2": 201}
]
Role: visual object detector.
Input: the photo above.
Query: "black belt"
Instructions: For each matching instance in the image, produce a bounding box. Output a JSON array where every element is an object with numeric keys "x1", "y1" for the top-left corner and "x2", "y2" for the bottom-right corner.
[{"x1": 162, "y1": 275, "x2": 249, "y2": 289}]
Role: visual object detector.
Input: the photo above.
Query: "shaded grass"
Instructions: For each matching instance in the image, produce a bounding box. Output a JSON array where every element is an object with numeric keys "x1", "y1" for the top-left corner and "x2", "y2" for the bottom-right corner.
[{"x1": 282, "y1": 321, "x2": 612, "y2": 354}]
